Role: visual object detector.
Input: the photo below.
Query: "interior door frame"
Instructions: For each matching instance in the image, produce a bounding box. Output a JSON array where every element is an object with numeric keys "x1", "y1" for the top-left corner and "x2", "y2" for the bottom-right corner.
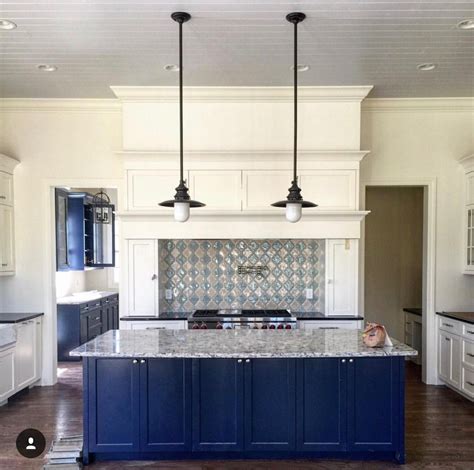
[
  {"x1": 360, "y1": 178, "x2": 438, "y2": 385},
  {"x1": 41, "y1": 177, "x2": 122, "y2": 386}
]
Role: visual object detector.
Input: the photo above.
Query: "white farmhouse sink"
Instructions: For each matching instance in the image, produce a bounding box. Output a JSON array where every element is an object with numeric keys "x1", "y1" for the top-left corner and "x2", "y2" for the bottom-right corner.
[{"x1": 0, "y1": 324, "x2": 16, "y2": 349}]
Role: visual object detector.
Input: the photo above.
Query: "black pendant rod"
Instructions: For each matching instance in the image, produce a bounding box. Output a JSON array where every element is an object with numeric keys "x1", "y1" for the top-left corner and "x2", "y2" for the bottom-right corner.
[
  {"x1": 293, "y1": 18, "x2": 298, "y2": 183},
  {"x1": 178, "y1": 18, "x2": 184, "y2": 184}
]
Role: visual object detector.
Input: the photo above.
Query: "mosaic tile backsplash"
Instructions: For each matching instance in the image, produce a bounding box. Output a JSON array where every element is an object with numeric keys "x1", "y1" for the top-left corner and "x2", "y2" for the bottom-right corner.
[{"x1": 159, "y1": 239, "x2": 325, "y2": 313}]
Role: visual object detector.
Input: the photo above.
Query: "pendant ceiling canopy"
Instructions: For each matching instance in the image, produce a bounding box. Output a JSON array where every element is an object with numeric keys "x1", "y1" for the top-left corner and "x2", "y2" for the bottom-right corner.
[
  {"x1": 271, "y1": 12, "x2": 317, "y2": 223},
  {"x1": 159, "y1": 11, "x2": 205, "y2": 222}
]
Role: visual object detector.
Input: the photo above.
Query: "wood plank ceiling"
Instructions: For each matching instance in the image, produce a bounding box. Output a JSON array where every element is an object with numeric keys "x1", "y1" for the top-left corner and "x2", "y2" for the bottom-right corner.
[{"x1": 0, "y1": 0, "x2": 473, "y2": 98}]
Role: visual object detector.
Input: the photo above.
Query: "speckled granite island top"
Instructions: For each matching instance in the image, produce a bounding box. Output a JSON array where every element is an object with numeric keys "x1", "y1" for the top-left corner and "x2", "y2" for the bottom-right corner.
[{"x1": 70, "y1": 329, "x2": 417, "y2": 358}]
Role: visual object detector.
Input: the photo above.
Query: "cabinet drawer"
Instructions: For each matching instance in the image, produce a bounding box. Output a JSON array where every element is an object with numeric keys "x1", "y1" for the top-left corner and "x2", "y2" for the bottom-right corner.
[
  {"x1": 0, "y1": 171, "x2": 13, "y2": 206},
  {"x1": 439, "y1": 317, "x2": 462, "y2": 335},
  {"x1": 88, "y1": 324, "x2": 102, "y2": 340},
  {"x1": 123, "y1": 320, "x2": 187, "y2": 330},
  {"x1": 88, "y1": 312, "x2": 102, "y2": 329},
  {"x1": 461, "y1": 367, "x2": 474, "y2": 399},
  {"x1": 462, "y1": 340, "x2": 474, "y2": 368},
  {"x1": 462, "y1": 324, "x2": 474, "y2": 340},
  {"x1": 299, "y1": 320, "x2": 360, "y2": 330}
]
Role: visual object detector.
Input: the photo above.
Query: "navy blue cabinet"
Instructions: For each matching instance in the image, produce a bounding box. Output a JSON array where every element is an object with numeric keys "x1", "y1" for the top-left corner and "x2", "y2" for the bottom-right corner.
[
  {"x1": 88, "y1": 358, "x2": 140, "y2": 453},
  {"x1": 244, "y1": 358, "x2": 296, "y2": 451},
  {"x1": 140, "y1": 358, "x2": 191, "y2": 451},
  {"x1": 347, "y1": 357, "x2": 402, "y2": 453},
  {"x1": 86, "y1": 358, "x2": 191, "y2": 457},
  {"x1": 192, "y1": 359, "x2": 244, "y2": 451},
  {"x1": 296, "y1": 358, "x2": 347, "y2": 451}
]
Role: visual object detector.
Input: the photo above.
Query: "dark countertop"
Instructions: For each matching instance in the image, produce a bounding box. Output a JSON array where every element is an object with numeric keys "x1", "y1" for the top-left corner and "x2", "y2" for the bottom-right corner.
[
  {"x1": 437, "y1": 311, "x2": 474, "y2": 325},
  {"x1": 295, "y1": 312, "x2": 364, "y2": 321},
  {"x1": 121, "y1": 314, "x2": 190, "y2": 321},
  {"x1": 403, "y1": 308, "x2": 422, "y2": 317},
  {"x1": 0, "y1": 312, "x2": 44, "y2": 323}
]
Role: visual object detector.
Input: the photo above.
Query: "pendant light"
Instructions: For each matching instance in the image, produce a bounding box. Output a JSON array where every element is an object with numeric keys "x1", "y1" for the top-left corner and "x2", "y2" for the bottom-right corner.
[
  {"x1": 159, "y1": 12, "x2": 205, "y2": 222},
  {"x1": 271, "y1": 12, "x2": 317, "y2": 223}
]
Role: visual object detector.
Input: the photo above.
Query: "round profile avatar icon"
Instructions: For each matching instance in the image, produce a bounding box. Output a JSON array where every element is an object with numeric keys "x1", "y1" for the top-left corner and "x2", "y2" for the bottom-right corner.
[{"x1": 16, "y1": 428, "x2": 46, "y2": 458}]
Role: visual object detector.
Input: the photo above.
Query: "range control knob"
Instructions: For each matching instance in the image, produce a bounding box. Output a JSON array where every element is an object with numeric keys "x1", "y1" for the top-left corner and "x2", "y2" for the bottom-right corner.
[
  {"x1": 216, "y1": 322, "x2": 223, "y2": 329},
  {"x1": 225, "y1": 325, "x2": 233, "y2": 329},
  {"x1": 277, "y1": 324, "x2": 284, "y2": 330},
  {"x1": 200, "y1": 322, "x2": 208, "y2": 329},
  {"x1": 192, "y1": 322, "x2": 200, "y2": 330},
  {"x1": 285, "y1": 324, "x2": 292, "y2": 329},
  {"x1": 269, "y1": 324, "x2": 276, "y2": 330},
  {"x1": 261, "y1": 324, "x2": 268, "y2": 329},
  {"x1": 253, "y1": 324, "x2": 259, "y2": 329}
]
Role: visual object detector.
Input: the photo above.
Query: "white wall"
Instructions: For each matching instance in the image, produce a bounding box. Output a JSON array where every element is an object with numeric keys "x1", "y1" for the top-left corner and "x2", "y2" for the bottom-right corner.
[{"x1": 55, "y1": 271, "x2": 86, "y2": 298}]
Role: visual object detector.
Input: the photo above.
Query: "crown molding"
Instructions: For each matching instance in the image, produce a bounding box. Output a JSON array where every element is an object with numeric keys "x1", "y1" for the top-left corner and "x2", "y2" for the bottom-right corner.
[
  {"x1": 0, "y1": 154, "x2": 20, "y2": 173},
  {"x1": 117, "y1": 149, "x2": 370, "y2": 163},
  {"x1": 363, "y1": 97, "x2": 474, "y2": 113},
  {"x1": 0, "y1": 99, "x2": 121, "y2": 113},
  {"x1": 110, "y1": 86, "x2": 374, "y2": 103}
]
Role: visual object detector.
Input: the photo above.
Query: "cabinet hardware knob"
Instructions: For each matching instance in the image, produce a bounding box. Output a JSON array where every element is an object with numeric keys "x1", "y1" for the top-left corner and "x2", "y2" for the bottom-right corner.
[
  {"x1": 467, "y1": 353, "x2": 474, "y2": 357},
  {"x1": 467, "y1": 381, "x2": 474, "y2": 387},
  {"x1": 245, "y1": 359, "x2": 250, "y2": 363},
  {"x1": 467, "y1": 331, "x2": 474, "y2": 335},
  {"x1": 444, "y1": 324, "x2": 453, "y2": 328},
  {"x1": 151, "y1": 274, "x2": 157, "y2": 281},
  {"x1": 445, "y1": 337, "x2": 450, "y2": 341},
  {"x1": 1, "y1": 263, "x2": 7, "y2": 267},
  {"x1": 0, "y1": 195, "x2": 6, "y2": 199},
  {"x1": 349, "y1": 359, "x2": 354, "y2": 363},
  {"x1": 132, "y1": 359, "x2": 138, "y2": 364},
  {"x1": 237, "y1": 359, "x2": 242, "y2": 363},
  {"x1": 140, "y1": 359, "x2": 146, "y2": 364},
  {"x1": 341, "y1": 359, "x2": 346, "y2": 363}
]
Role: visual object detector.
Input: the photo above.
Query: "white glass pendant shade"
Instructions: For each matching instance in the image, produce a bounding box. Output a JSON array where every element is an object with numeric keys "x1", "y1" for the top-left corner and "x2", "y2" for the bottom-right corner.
[
  {"x1": 174, "y1": 202, "x2": 190, "y2": 222},
  {"x1": 286, "y1": 203, "x2": 302, "y2": 223}
]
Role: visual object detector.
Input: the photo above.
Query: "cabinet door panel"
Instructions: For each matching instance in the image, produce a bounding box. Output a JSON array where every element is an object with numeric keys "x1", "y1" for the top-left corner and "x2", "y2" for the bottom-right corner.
[
  {"x1": 467, "y1": 172, "x2": 474, "y2": 205},
  {"x1": 88, "y1": 358, "x2": 140, "y2": 452},
  {"x1": 243, "y1": 171, "x2": 292, "y2": 211},
  {"x1": 127, "y1": 240, "x2": 158, "y2": 316},
  {"x1": 244, "y1": 358, "x2": 296, "y2": 451},
  {"x1": 14, "y1": 321, "x2": 36, "y2": 389},
  {"x1": 0, "y1": 347, "x2": 15, "y2": 401},
  {"x1": 191, "y1": 170, "x2": 242, "y2": 211},
  {"x1": 0, "y1": 205, "x2": 15, "y2": 272},
  {"x1": 326, "y1": 239, "x2": 358, "y2": 316},
  {"x1": 450, "y1": 334, "x2": 462, "y2": 387},
  {"x1": 192, "y1": 358, "x2": 244, "y2": 451},
  {"x1": 347, "y1": 357, "x2": 401, "y2": 451},
  {"x1": 0, "y1": 171, "x2": 13, "y2": 206},
  {"x1": 140, "y1": 359, "x2": 191, "y2": 451},
  {"x1": 439, "y1": 331, "x2": 451, "y2": 382},
  {"x1": 127, "y1": 170, "x2": 187, "y2": 211},
  {"x1": 296, "y1": 358, "x2": 346, "y2": 451}
]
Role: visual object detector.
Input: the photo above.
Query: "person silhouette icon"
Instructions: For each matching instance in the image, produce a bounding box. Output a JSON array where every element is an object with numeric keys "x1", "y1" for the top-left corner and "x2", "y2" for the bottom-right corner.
[{"x1": 26, "y1": 437, "x2": 36, "y2": 450}]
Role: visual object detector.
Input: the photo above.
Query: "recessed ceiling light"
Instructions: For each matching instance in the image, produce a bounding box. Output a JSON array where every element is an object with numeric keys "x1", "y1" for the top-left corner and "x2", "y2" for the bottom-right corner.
[
  {"x1": 290, "y1": 64, "x2": 310, "y2": 72},
  {"x1": 164, "y1": 64, "x2": 180, "y2": 72},
  {"x1": 457, "y1": 19, "x2": 474, "y2": 30},
  {"x1": 0, "y1": 19, "x2": 17, "y2": 30},
  {"x1": 416, "y1": 63, "x2": 437, "y2": 71},
  {"x1": 37, "y1": 64, "x2": 57, "y2": 72}
]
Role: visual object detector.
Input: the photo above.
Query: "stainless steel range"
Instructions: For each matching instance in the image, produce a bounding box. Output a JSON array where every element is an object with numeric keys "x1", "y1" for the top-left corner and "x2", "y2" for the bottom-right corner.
[{"x1": 189, "y1": 309, "x2": 297, "y2": 330}]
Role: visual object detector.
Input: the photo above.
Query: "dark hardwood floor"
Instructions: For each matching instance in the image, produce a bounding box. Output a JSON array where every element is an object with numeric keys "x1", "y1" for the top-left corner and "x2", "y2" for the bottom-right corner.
[{"x1": 0, "y1": 362, "x2": 473, "y2": 470}]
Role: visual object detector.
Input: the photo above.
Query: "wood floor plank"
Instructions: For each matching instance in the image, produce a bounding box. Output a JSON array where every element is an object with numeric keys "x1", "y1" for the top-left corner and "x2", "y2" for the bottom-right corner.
[{"x1": 0, "y1": 362, "x2": 472, "y2": 469}]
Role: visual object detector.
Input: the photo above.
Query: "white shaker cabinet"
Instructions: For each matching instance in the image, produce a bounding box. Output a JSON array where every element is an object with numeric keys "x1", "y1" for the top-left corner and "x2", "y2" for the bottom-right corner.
[
  {"x1": 15, "y1": 319, "x2": 40, "y2": 389},
  {"x1": 0, "y1": 154, "x2": 19, "y2": 276},
  {"x1": 460, "y1": 155, "x2": 474, "y2": 274},
  {"x1": 325, "y1": 239, "x2": 358, "y2": 316},
  {"x1": 0, "y1": 346, "x2": 15, "y2": 403},
  {"x1": 127, "y1": 240, "x2": 159, "y2": 316},
  {"x1": 438, "y1": 330, "x2": 461, "y2": 388}
]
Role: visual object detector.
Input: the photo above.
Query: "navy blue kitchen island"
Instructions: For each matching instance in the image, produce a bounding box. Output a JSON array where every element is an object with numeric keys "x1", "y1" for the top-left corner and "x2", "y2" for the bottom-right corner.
[{"x1": 71, "y1": 329, "x2": 417, "y2": 465}]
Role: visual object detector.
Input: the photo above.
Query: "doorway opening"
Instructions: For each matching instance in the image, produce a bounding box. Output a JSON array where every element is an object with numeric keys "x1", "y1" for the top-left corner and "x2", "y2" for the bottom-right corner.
[{"x1": 364, "y1": 186, "x2": 425, "y2": 380}]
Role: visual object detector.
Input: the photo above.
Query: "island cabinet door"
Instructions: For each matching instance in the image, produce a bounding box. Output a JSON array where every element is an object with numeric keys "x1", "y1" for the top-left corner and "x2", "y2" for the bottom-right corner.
[
  {"x1": 244, "y1": 358, "x2": 296, "y2": 451},
  {"x1": 139, "y1": 358, "x2": 192, "y2": 451},
  {"x1": 296, "y1": 358, "x2": 347, "y2": 451},
  {"x1": 347, "y1": 357, "x2": 402, "y2": 452},
  {"x1": 192, "y1": 358, "x2": 244, "y2": 451},
  {"x1": 87, "y1": 358, "x2": 140, "y2": 453}
]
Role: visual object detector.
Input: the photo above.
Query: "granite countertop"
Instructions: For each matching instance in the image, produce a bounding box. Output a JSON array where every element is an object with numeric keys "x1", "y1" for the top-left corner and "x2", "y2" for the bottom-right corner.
[
  {"x1": 403, "y1": 308, "x2": 422, "y2": 316},
  {"x1": 295, "y1": 312, "x2": 364, "y2": 321},
  {"x1": 70, "y1": 329, "x2": 417, "y2": 359},
  {"x1": 57, "y1": 291, "x2": 118, "y2": 305},
  {"x1": 437, "y1": 311, "x2": 474, "y2": 324},
  {"x1": 0, "y1": 312, "x2": 44, "y2": 324}
]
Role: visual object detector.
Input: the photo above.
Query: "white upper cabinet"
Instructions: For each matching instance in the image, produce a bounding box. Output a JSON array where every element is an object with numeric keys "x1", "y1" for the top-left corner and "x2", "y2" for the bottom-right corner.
[
  {"x1": 0, "y1": 206, "x2": 14, "y2": 273},
  {"x1": 0, "y1": 172, "x2": 13, "y2": 206},
  {"x1": 325, "y1": 239, "x2": 358, "y2": 316},
  {"x1": 467, "y1": 172, "x2": 474, "y2": 205},
  {"x1": 460, "y1": 156, "x2": 474, "y2": 274},
  {"x1": 190, "y1": 170, "x2": 242, "y2": 211},
  {"x1": 127, "y1": 170, "x2": 188, "y2": 211},
  {"x1": 243, "y1": 169, "x2": 357, "y2": 211},
  {"x1": 127, "y1": 239, "x2": 158, "y2": 316}
]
